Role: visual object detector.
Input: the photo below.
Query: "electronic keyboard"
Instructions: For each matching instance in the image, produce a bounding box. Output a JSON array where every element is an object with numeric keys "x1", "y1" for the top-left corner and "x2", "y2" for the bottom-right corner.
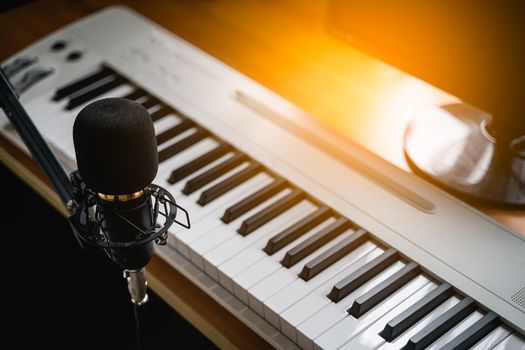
[{"x1": 1, "y1": 6, "x2": 524, "y2": 350}]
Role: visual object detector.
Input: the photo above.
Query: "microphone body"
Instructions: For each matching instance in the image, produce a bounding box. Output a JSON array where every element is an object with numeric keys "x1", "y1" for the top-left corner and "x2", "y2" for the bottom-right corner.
[
  {"x1": 97, "y1": 194, "x2": 155, "y2": 271},
  {"x1": 72, "y1": 98, "x2": 160, "y2": 305}
]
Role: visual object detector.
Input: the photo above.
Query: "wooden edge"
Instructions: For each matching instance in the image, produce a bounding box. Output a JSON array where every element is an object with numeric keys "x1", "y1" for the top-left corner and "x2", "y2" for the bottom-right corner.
[{"x1": 0, "y1": 133, "x2": 272, "y2": 349}]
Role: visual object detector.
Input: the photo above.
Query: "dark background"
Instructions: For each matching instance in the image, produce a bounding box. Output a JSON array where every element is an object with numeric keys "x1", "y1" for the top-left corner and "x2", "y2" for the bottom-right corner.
[{"x1": 1, "y1": 162, "x2": 216, "y2": 349}]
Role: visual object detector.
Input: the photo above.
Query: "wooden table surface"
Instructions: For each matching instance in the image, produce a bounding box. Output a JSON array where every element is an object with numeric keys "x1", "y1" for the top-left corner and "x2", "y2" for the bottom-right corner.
[{"x1": 1, "y1": 1, "x2": 524, "y2": 349}]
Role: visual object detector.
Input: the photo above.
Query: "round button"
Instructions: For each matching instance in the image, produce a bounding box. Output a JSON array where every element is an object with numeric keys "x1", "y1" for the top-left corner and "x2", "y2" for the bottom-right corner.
[
  {"x1": 51, "y1": 40, "x2": 67, "y2": 51},
  {"x1": 66, "y1": 50, "x2": 83, "y2": 62}
]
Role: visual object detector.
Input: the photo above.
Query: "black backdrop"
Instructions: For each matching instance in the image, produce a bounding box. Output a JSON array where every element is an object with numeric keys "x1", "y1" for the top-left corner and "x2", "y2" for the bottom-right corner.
[{"x1": 1, "y1": 163, "x2": 216, "y2": 349}]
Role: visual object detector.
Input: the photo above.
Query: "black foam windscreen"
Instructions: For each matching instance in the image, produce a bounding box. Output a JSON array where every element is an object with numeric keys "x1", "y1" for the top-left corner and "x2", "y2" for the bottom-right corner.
[{"x1": 73, "y1": 98, "x2": 158, "y2": 194}]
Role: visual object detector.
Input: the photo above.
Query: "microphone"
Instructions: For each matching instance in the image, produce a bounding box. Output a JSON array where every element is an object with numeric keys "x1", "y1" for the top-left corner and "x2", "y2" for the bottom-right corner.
[{"x1": 71, "y1": 98, "x2": 189, "y2": 305}]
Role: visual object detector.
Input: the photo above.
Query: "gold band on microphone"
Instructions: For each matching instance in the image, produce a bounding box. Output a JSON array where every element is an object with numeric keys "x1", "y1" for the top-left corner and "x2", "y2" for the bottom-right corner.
[{"x1": 98, "y1": 189, "x2": 145, "y2": 202}]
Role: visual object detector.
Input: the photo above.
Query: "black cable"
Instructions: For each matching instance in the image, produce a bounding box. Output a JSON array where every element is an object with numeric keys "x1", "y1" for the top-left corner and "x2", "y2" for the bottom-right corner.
[{"x1": 133, "y1": 304, "x2": 145, "y2": 350}]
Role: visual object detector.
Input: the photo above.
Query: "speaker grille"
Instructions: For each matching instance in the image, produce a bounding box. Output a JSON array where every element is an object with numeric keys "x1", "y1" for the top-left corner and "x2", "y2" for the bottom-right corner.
[{"x1": 511, "y1": 287, "x2": 525, "y2": 309}]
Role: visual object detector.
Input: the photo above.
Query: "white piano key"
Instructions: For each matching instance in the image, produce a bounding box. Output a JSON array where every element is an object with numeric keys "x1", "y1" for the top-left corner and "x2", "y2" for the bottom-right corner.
[
  {"x1": 173, "y1": 173, "x2": 275, "y2": 257},
  {"x1": 279, "y1": 247, "x2": 385, "y2": 341},
  {"x1": 313, "y1": 275, "x2": 430, "y2": 350},
  {"x1": 152, "y1": 114, "x2": 183, "y2": 135},
  {"x1": 218, "y1": 215, "x2": 336, "y2": 293},
  {"x1": 470, "y1": 325, "x2": 511, "y2": 350},
  {"x1": 263, "y1": 240, "x2": 378, "y2": 329},
  {"x1": 426, "y1": 310, "x2": 483, "y2": 349},
  {"x1": 188, "y1": 188, "x2": 293, "y2": 268},
  {"x1": 232, "y1": 218, "x2": 338, "y2": 304},
  {"x1": 203, "y1": 200, "x2": 317, "y2": 281},
  {"x1": 375, "y1": 296, "x2": 461, "y2": 350},
  {"x1": 295, "y1": 261, "x2": 405, "y2": 350},
  {"x1": 247, "y1": 229, "x2": 360, "y2": 317},
  {"x1": 338, "y1": 281, "x2": 437, "y2": 350},
  {"x1": 491, "y1": 333, "x2": 525, "y2": 350}
]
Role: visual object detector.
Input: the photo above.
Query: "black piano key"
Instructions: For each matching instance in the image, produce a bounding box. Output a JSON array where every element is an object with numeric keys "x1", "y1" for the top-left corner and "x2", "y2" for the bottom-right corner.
[
  {"x1": 299, "y1": 228, "x2": 368, "y2": 281},
  {"x1": 402, "y1": 296, "x2": 477, "y2": 350},
  {"x1": 65, "y1": 76, "x2": 127, "y2": 110},
  {"x1": 264, "y1": 206, "x2": 332, "y2": 255},
  {"x1": 328, "y1": 248, "x2": 398, "y2": 302},
  {"x1": 53, "y1": 66, "x2": 114, "y2": 101},
  {"x1": 158, "y1": 128, "x2": 209, "y2": 163},
  {"x1": 182, "y1": 152, "x2": 248, "y2": 195},
  {"x1": 281, "y1": 217, "x2": 353, "y2": 268},
  {"x1": 440, "y1": 312, "x2": 500, "y2": 350},
  {"x1": 198, "y1": 162, "x2": 263, "y2": 206},
  {"x1": 121, "y1": 88, "x2": 147, "y2": 101},
  {"x1": 221, "y1": 178, "x2": 288, "y2": 224},
  {"x1": 151, "y1": 105, "x2": 173, "y2": 121},
  {"x1": 168, "y1": 143, "x2": 232, "y2": 184},
  {"x1": 141, "y1": 96, "x2": 161, "y2": 109},
  {"x1": 348, "y1": 262, "x2": 420, "y2": 318},
  {"x1": 156, "y1": 119, "x2": 194, "y2": 146},
  {"x1": 379, "y1": 282, "x2": 454, "y2": 341},
  {"x1": 237, "y1": 189, "x2": 304, "y2": 236}
]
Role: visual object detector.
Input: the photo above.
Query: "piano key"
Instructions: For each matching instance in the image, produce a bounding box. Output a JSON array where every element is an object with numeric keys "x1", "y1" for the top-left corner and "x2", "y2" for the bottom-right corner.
[
  {"x1": 198, "y1": 162, "x2": 263, "y2": 205},
  {"x1": 298, "y1": 227, "x2": 368, "y2": 281},
  {"x1": 296, "y1": 261, "x2": 406, "y2": 350},
  {"x1": 337, "y1": 282, "x2": 438, "y2": 350},
  {"x1": 182, "y1": 152, "x2": 248, "y2": 194},
  {"x1": 168, "y1": 143, "x2": 232, "y2": 184},
  {"x1": 237, "y1": 189, "x2": 305, "y2": 236},
  {"x1": 52, "y1": 65, "x2": 115, "y2": 101},
  {"x1": 281, "y1": 217, "x2": 353, "y2": 268},
  {"x1": 440, "y1": 311, "x2": 499, "y2": 350},
  {"x1": 470, "y1": 325, "x2": 511, "y2": 350},
  {"x1": 177, "y1": 160, "x2": 252, "y2": 211},
  {"x1": 402, "y1": 296, "x2": 477, "y2": 350},
  {"x1": 157, "y1": 138, "x2": 221, "y2": 182},
  {"x1": 278, "y1": 247, "x2": 384, "y2": 341},
  {"x1": 151, "y1": 104, "x2": 173, "y2": 121},
  {"x1": 188, "y1": 188, "x2": 293, "y2": 268},
  {"x1": 65, "y1": 76, "x2": 127, "y2": 110},
  {"x1": 376, "y1": 296, "x2": 461, "y2": 350},
  {"x1": 158, "y1": 128, "x2": 210, "y2": 163},
  {"x1": 218, "y1": 213, "x2": 331, "y2": 293},
  {"x1": 248, "y1": 230, "x2": 359, "y2": 316},
  {"x1": 379, "y1": 282, "x2": 454, "y2": 341},
  {"x1": 156, "y1": 119, "x2": 194, "y2": 145},
  {"x1": 313, "y1": 275, "x2": 431, "y2": 350},
  {"x1": 328, "y1": 247, "x2": 398, "y2": 302},
  {"x1": 174, "y1": 173, "x2": 275, "y2": 257},
  {"x1": 264, "y1": 240, "x2": 378, "y2": 329},
  {"x1": 347, "y1": 261, "x2": 420, "y2": 318},
  {"x1": 152, "y1": 113, "x2": 182, "y2": 135},
  {"x1": 491, "y1": 333, "x2": 525, "y2": 350},
  {"x1": 231, "y1": 218, "x2": 338, "y2": 303},
  {"x1": 221, "y1": 177, "x2": 288, "y2": 223},
  {"x1": 426, "y1": 310, "x2": 483, "y2": 349},
  {"x1": 264, "y1": 206, "x2": 332, "y2": 255},
  {"x1": 202, "y1": 200, "x2": 318, "y2": 280},
  {"x1": 140, "y1": 95, "x2": 161, "y2": 109},
  {"x1": 121, "y1": 88, "x2": 147, "y2": 101}
]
